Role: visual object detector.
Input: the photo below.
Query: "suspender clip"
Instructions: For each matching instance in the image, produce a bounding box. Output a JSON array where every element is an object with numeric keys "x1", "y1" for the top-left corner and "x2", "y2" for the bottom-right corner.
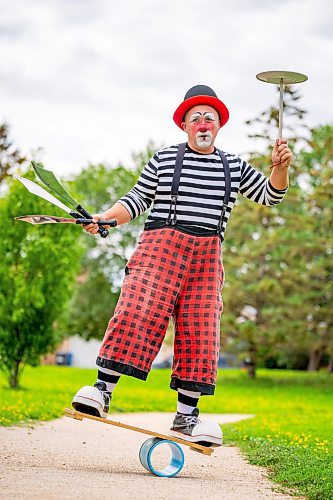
[
  {"x1": 216, "y1": 204, "x2": 227, "y2": 236},
  {"x1": 170, "y1": 195, "x2": 178, "y2": 224},
  {"x1": 166, "y1": 195, "x2": 178, "y2": 225}
]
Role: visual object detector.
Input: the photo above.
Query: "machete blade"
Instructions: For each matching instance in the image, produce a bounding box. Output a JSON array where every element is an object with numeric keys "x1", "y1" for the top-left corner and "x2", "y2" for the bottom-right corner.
[
  {"x1": 31, "y1": 161, "x2": 79, "y2": 209},
  {"x1": 15, "y1": 176, "x2": 75, "y2": 214},
  {"x1": 15, "y1": 215, "x2": 117, "y2": 227},
  {"x1": 15, "y1": 215, "x2": 79, "y2": 225}
]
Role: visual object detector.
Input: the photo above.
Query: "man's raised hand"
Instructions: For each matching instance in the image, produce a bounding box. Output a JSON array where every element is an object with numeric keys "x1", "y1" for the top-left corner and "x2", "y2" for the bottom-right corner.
[{"x1": 271, "y1": 139, "x2": 293, "y2": 169}]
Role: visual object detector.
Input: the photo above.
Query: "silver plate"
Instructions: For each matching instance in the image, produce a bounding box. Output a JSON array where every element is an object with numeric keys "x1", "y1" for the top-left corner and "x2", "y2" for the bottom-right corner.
[{"x1": 256, "y1": 70, "x2": 308, "y2": 85}]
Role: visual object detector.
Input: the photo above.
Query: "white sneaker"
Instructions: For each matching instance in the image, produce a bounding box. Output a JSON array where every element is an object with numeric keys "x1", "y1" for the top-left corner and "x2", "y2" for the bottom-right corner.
[
  {"x1": 169, "y1": 408, "x2": 223, "y2": 446},
  {"x1": 72, "y1": 382, "x2": 111, "y2": 418}
]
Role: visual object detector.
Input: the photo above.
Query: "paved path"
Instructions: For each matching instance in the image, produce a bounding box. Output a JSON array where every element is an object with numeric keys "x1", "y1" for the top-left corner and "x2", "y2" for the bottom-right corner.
[{"x1": 0, "y1": 412, "x2": 295, "y2": 499}]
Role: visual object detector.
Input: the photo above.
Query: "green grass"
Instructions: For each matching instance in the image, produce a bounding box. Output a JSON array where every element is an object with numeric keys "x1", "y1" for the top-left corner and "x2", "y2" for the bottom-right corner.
[{"x1": 1, "y1": 367, "x2": 332, "y2": 499}]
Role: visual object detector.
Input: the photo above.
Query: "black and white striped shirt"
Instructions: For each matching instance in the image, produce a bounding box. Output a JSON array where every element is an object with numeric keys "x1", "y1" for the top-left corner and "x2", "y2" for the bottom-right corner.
[{"x1": 118, "y1": 144, "x2": 288, "y2": 239}]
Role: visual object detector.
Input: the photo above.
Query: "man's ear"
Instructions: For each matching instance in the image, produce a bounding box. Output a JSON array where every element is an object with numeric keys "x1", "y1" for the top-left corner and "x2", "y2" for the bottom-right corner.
[{"x1": 181, "y1": 122, "x2": 187, "y2": 132}]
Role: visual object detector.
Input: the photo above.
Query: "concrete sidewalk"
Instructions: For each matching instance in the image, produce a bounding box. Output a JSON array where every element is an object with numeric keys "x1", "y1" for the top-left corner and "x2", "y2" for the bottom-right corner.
[{"x1": 0, "y1": 412, "x2": 295, "y2": 499}]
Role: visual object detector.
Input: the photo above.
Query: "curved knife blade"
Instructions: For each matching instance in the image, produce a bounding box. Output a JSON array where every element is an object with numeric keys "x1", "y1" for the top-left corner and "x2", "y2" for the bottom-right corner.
[{"x1": 15, "y1": 176, "x2": 77, "y2": 215}]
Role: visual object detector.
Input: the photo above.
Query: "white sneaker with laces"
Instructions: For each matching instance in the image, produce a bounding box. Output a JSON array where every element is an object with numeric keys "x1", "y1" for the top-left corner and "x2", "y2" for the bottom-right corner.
[
  {"x1": 169, "y1": 408, "x2": 222, "y2": 446},
  {"x1": 72, "y1": 382, "x2": 111, "y2": 418}
]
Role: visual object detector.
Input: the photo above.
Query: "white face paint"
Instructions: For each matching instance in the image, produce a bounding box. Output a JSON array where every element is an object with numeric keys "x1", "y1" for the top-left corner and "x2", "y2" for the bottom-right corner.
[
  {"x1": 196, "y1": 130, "x2": 213, "y2": 148},
  {"x1": 183, "y1": 106, "x2": 220, "y2": 153}
]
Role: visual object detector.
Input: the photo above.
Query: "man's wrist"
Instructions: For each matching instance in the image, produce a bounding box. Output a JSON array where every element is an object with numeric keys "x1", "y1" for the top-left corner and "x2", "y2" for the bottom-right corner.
[{"x1": 270, "y1": 161, "x2": 289, "y2": 171}]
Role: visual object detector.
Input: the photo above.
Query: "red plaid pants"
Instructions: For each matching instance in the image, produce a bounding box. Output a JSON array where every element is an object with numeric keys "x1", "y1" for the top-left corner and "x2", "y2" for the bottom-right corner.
[{"x1": 97, "y1": 227, "x2": 224, "y2": 395}]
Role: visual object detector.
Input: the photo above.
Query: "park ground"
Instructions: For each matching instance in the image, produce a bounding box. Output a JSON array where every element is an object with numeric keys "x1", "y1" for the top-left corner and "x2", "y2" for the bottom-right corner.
[{"x1": 0, "y1": 367, "x2": 332, "y2": 499}]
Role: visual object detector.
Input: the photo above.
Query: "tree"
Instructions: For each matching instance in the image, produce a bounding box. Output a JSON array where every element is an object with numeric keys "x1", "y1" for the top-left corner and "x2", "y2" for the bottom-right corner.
[
  {"x1": 0, "y1": 123, "x2": 27, "y2": 184},
  {"x1": 0, "y1": 175, "x2": 84, "y2": 387},
  {"x1": 290, "y1": 125, "x2": 333, "y2": 371},
  {"x1": 222, "y1": 88, "x2": 332, "y2": 376}
]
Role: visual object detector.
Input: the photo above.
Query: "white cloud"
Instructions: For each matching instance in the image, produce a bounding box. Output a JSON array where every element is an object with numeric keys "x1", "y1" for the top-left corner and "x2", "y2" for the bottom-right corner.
[{"x1": 0, "y1": 0, "x2": 332, "y2": 178}]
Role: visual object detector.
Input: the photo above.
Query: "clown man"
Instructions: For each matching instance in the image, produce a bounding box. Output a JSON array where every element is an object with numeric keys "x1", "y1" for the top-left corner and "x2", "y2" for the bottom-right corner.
[{"x1": 72, "y1": 85, "x2": 292, "y2": 446}]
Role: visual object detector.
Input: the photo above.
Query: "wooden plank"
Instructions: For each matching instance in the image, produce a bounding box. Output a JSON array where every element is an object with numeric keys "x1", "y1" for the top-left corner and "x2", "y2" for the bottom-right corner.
[{"x1": 64, "y1": 408, "x2": 214, "y2": 456}]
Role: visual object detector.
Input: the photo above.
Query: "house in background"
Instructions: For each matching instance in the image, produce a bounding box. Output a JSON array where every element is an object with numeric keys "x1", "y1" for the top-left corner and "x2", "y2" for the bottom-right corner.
[
  {"x1": 45, "y1": 336, "x2": 173, "y2": 369},
  {"x1": 42, "y1": 336, "x2": 101, "y2": 368}
]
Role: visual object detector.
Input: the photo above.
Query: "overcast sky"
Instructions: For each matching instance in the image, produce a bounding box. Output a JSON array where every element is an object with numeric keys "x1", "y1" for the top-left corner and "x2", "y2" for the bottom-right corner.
[{"x1": 1, "y1": 0, "x2": 332, "y2": 177}]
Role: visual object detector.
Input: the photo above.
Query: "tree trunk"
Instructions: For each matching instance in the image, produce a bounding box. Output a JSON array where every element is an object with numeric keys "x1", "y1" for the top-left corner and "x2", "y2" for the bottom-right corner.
[
  {"x1": 247, "y1": 362, "x2": 256, "y2": 379},
  {"x1": 327, "y1": 356, "x2": 333, "y2": 373},
  {"x1": 307, "y1": 349, "x2": 323, "y2": 371},
  {"x1": 8, "y1": 360, "x2": 21, "y2": 388},
  {"x1": 247, "y1": 344, "x2": 257, "y2": 379}
]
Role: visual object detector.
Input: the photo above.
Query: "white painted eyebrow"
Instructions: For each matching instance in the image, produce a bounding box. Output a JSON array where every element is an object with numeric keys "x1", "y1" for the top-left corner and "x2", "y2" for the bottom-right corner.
[{"x1": 189, "y1": 111, "x2": 215, "y2": 118}]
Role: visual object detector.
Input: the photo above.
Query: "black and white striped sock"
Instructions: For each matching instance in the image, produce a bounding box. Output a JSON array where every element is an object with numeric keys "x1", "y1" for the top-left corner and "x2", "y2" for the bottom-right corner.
[
  {"x1": 177, "y1": 388, "x2": 200, "y2": 414},
  {"x1": 96, "y1": 367, "x2": 121, "y2": 393}
]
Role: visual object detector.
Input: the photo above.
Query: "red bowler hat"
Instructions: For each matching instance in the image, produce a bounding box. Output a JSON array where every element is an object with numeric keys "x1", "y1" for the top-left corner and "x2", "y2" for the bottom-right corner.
[{"x1": 173, "y1": 85, "x2": 229, "y2": 129}]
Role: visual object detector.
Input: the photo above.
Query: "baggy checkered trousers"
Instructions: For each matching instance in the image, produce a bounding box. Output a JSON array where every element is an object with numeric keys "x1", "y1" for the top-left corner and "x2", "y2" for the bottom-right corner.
[{"x1": 97, "y1": 227, "x2": 224, "y2": 395}]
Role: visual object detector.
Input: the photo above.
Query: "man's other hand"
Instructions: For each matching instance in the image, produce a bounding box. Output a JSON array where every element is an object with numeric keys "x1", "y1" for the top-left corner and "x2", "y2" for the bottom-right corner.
[{"x1": 83, "y1": 214, "x2": 105, "y2": 235}]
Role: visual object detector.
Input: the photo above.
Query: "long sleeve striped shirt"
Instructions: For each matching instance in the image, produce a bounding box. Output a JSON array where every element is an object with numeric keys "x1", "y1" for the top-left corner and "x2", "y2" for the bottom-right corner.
[{"x1": 118, "y1": 144, "x2": 288, "y2": 239}]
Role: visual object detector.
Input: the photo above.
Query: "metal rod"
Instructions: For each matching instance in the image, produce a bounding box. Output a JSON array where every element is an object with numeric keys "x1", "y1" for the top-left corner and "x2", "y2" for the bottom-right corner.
[{"x1": 279, "y1": 77, "x2": 284, "y2": 139}]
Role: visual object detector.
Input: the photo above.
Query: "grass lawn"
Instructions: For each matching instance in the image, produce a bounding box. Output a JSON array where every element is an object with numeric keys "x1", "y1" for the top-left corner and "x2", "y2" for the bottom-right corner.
[{"x1": 1, "y1": 367, "x2": 332, "y2": 499}]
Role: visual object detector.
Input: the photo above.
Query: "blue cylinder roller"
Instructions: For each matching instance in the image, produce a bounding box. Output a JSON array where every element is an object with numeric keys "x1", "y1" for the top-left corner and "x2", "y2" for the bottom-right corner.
[{"x1": 139, "y1": 437, "x2": 185, "y2": 477}]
